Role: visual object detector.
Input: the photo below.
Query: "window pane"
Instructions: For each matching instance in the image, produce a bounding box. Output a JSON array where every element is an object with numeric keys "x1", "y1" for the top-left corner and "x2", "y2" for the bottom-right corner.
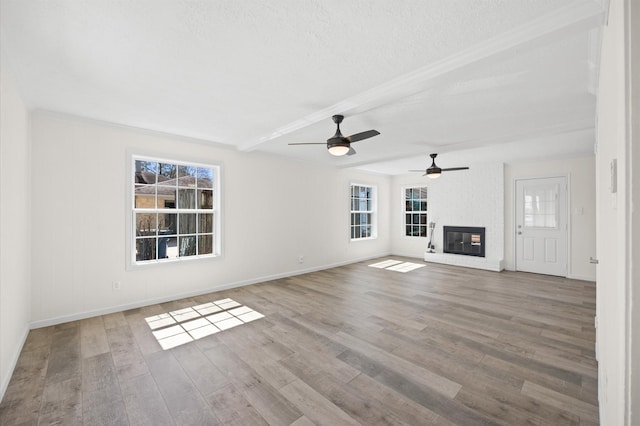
[
  {"x1": 362, "y1": 226, "x2": 371, "y2": 238},
  {"x1": 420, "y1": 214, "x2": 427, "y2": 224},
  {"x1": 179, "y1": 236, "x2": 197, "y2": 257},
  {"x1": 199, "y1": 213, "x2": 213, "y2": 233},
  {"x1": 135, "y1": 185, "x2": 156, "y2": 208},
  {"x1": 178, "y1": 189, "x2": 196, "y2": 209},
  {"x1": 420, "y1": 187, "x2": 428, "y2": 198},
  {"x1": 405, "y1": 200, "x2": 412, "y2": 211},
  {"x1": 179, "y1": 213, "x2": 196, "y2": 234},
  {"x1": 197, "y1": 168, "x2": 213, "y2": 189},
  {"x1": 158, "y1": 187, "x2": 176, "y2": 208},
  {"x1": 198, "y1": 189, "x2": 213, "y2": 209},
  {"x1": 158, "y1": 163, "x2": 177, "y2": 184},
  {"x1": 136, "y1": 213, "x2": 157, "y2": 236},
  {"x1": 165, "y1": 236, "x2": 178, "y2": 259},
  {"x1": 136, "y1": 238, "x2": 157, "y2": 261},
  {"x1": 420, "y1": 201, "x2": 427, "y2": 211},
  {"x1": 198, "y1": 234, "x2": 213, "y2": 255},
  {"x1": 135, "y1": 161, "x2": 158, "y2": 184},
  {"x1": 159, "y1": 213, "x2": 177, "y2": 235},
  {"x1": 523, "y1": 184, "x2": 558, "y2": 229},
  {"x1": 178, "y1": 165, "x2": 197, "y2": 188}
]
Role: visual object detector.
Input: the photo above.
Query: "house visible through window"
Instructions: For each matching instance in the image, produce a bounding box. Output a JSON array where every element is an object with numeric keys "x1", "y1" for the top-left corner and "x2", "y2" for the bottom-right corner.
[
  {"x1": 404, "y1": 186, "x2": 428, "y2": 237},
  {"x1": 132, "y1": 157, "x2": 220, "y2": 264},
  {"x1": 351, "y1": 184, "x2": 376, "y2": 240}
]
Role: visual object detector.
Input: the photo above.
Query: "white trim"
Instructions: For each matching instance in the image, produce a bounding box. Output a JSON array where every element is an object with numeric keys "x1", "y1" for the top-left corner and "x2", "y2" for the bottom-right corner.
[
  {"x1": 567, "y1": 273, "x2": 596, "y2": 282},
  {"x1": 400, "y1": 184, "x2": 429, "y2": 239},
  {"x1": 29, "y1": 252, "x2": 390, "y2": 329},
  {"x1": 126, "y1": 153, "x2": 223, "y2": 270},
  {"x1": 0, "y1": 325, "x2": 29, "y2": 401},
  {"x1": 349, "y1": 182, "x2": 378, "y2": 241}
]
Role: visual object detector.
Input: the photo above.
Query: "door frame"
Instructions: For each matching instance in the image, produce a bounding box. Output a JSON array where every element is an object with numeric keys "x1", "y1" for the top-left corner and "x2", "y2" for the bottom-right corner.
[{"x1": 513, "y1": 173, "x2": 571, "y2": 277}]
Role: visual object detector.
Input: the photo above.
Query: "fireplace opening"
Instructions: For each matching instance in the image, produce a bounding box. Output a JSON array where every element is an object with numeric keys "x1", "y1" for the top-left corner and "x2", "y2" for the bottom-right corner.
[{"x1": 443, "y1": 226, "x2": 485, "y2": 257}]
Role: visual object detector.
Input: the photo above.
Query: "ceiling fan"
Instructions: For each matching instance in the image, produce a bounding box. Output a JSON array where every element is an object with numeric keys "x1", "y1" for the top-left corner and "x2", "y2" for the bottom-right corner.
[
  {"x1": 409, "y1": 153, "x2": 469, "y2": 179},
  {"x1": 288, "y1": 115, "x2": 380, "y2": 156}
]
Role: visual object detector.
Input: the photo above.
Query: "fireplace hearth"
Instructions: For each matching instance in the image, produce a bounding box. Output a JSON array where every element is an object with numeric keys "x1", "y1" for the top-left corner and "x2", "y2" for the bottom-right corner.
[{"x1": 443, "y1": 226, "x2": 485, "y2": 257}]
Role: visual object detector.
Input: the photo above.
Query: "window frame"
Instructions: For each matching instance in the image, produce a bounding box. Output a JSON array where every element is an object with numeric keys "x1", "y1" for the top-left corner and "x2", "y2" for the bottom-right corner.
[
  {"x1": 350, "y1": 182, "x2": 377, "y2": 241},
  {"x1": 127, "y1": 154, "x2": 222, "y2": 268},
  {"x1": 403, "y1": 185, "x2": 428, "y2": 238}
]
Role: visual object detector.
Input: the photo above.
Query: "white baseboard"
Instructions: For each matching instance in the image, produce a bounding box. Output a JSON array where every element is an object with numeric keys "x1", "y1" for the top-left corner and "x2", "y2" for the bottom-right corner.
[
  {"x1": 30, "y1": 253, "x2": 390, "y2": 329},
  {"x1": 567, "y1": 273, "x2": 596, "y2": 282},
  {"x1": 0, "y1": 324, "x2": 29, "y2": 401}
]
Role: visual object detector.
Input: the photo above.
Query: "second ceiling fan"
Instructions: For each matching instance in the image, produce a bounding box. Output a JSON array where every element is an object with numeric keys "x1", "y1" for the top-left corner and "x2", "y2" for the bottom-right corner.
[
  {"x1": 410, "y1": 153, "x2": 469, "y2": 179},
  {"x1": 288, "y1": 114, "x2": 380, "y2": 156}
]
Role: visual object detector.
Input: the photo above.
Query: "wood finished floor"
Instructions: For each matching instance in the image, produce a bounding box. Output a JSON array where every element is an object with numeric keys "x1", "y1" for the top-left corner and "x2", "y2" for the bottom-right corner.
[{"x1": 0, "y1": 257, "x2": 598, "y2": 425}]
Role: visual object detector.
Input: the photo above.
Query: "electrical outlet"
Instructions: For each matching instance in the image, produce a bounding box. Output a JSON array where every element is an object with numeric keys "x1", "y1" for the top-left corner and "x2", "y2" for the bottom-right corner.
[
  {"x1": 298, "y1": 255, "x2": 304, "y2": 264},
  {"x1": 112, "y1": 281, "x2": 121, "y2": 291}
]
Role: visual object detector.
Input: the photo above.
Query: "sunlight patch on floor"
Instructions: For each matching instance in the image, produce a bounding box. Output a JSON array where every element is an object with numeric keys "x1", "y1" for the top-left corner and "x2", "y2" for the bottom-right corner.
[
  {"x1": 368, "y1": 259, "x2": 425, "y2": 273},
  {"x1": 145, "y1": 298, "x2": 264, "y2": 350}
]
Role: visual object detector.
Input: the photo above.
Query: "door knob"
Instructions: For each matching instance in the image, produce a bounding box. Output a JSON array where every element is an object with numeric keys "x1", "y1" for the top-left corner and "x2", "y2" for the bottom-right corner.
[{"x1": 517, "y1": 231, "x2": 522, "y2": 235}]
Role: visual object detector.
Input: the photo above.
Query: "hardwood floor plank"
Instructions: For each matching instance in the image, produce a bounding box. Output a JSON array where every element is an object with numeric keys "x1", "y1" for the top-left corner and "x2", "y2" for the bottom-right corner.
[
  {"x1": 521, "y1": 380, "x2": 599, "y2": 422},
  {"x1": 120, "y1": 373, "x2": 174, "y2": 426},
  {"x1": 146, "y1": 350, "x2": 220, "y2": 425},
  {"x1": 203, "y1": 342, "x2": 303, "y2": 426},
  {"x1": 37, "y1": 376, "x2": 83, "y2": 425},
  {"x1": 106, "y1": 325, "x2": 150, "y2": 381},
  {"x1": 278, "y1": 379, "x2": 360, "y2": 426},
  {"x1": 0, "y1": 345, "x2": 49, "y2": 425},
  {"x1": 1, "y1": 257, "x2": 599, "y2": 425},
  {"x1": 206, "y1": 382, "x2": 268, "y2": 426},
  {"x1": 80, "y1": 316, "x2": 110, "y2": 359},
  {"x1": 346, "y1": 372, "x2": 445, "y2": 425}
]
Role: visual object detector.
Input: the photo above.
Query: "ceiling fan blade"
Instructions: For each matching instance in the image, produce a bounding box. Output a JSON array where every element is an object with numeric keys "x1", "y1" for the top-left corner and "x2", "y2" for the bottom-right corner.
[
  {"x1": 347, "y1": 146, "x2": 356, "y2": 156},
  {"x1": 408, "y1": 170, "x2": 425, "y2": 172},
  {"x1": 442, "y1": 167, "x2": 470, "y2": 171},
  {"x1": 346, "y1": 130, "x2": 380, "y2": 143},
  {"x1": 288, "y1": 142, "x2": 325, "y2": 145}
]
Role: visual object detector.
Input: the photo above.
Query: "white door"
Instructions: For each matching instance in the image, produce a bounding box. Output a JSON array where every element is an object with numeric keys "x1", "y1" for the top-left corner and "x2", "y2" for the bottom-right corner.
[{"x1": 515, "y1": 177, "x2": 568, "y2": 276}]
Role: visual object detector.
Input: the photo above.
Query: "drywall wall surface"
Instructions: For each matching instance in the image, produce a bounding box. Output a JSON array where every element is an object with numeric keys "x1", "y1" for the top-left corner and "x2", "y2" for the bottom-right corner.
[
  {"x1": 29, "y1": 112, "x2": 391, "y2": 324},
  {"x1": 504, "y1": 156, "x2": 596, "y2": 281},
  {"x1": 594, "y1": 0, "x2": 632, "y2": 423},
  {"x1": 391, "y1": 162, "x2": 504, "y2": 266},
  {"x1": 0, "y1": 60, "x2": 31, "y2": 399}
]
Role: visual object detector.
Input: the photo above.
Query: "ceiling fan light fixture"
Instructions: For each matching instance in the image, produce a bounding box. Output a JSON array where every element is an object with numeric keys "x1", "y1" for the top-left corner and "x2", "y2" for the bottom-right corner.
[
  {"x1": 327, "y1": 140, "x2": 350, "y2": 156},
  {"x1": 426, "y1": 168, "x2": 441, "y2": 179}
]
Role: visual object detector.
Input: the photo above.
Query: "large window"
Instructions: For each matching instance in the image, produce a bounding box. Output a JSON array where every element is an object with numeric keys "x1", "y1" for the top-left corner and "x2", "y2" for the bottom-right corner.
[
  {"x1": 350, "y1": 184, "x2": 376, "y2": 240},
  {"x1": 132, "y1": 156, "x2": 220, "y2": 264},
  {"x1": 404, "y1": 186, "x2": 428, "y2": 237}
]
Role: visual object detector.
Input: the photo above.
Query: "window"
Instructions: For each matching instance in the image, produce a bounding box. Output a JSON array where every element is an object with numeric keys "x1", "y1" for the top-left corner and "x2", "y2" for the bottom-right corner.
[
  {"x1": 404, "y1": 186, "x2": 428, "y2": 237},
  {"x1": 132, "y1": 156, "x2": 220, "y2": 264},
  {"x1": 350, "y1": 184, "x2": 376, "y2": 240}
]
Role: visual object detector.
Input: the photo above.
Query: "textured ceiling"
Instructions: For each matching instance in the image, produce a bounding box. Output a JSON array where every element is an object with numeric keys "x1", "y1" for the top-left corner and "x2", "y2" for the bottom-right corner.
[{"x1": 0, "y1": 0, "x2": 606, "y2": 174}]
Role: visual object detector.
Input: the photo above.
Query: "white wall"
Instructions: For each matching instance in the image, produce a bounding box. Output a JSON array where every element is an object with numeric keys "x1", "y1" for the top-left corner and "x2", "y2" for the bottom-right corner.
[
  {"x1": 595, "y1": 0, "x2": 637, "y2": 423},
  {"x1": 504, "y1": 156, "x2": 596, "y2": 280},
  {"x1": 29, "y1": 112, "x2": 391, "y2": 325},
  {"x1": 391, "y1": 162, "x2": 504, "y2": 267},
  {"x1": 0, "y1": 60, "x2": 31, "y2": 399}
]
